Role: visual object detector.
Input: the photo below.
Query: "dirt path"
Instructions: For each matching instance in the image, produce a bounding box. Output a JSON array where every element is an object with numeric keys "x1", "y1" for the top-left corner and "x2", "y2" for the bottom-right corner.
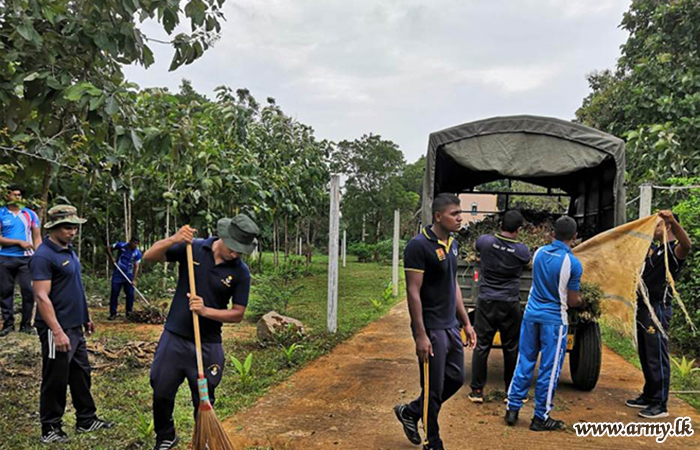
[{"x1": 223, "y1": 302, "x2": 700, "y2": 449}]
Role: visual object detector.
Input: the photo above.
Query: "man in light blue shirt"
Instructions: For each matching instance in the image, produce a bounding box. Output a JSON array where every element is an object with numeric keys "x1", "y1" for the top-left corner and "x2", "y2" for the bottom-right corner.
[
  {"x1": 505, "y1": 216, "x2": 583, "y2": 431},
  {"x1": 0, "y1": 184, "x2": 42, "y2": 336}
]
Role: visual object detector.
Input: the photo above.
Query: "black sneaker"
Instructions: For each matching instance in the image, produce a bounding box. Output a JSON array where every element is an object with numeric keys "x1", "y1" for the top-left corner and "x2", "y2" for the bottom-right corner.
[
  {"x1": 0, "y1": 326, "x2": 14, "y2": 337},
  {"x1": 626, "y1": 395, "x2": 650, "y2": 409},
  {"x1": 468, "y1": 389, "x2": 484, "y2": 403},
  {"x1": 19, "y1": 325, "x2": 36, "y2": 335},
  {"x1": 530, "y1": 416, "x2": 565, "y2": 431},
  {"x1": 505, "y1": 409, "x2": 519, "y2": 426},
  {"x1": 153, "y1": 435, "x2": 180, "y2": 450},
  {"x1": 40, "y1": 426, "x2": 70, "y2": 444},
  {"x1": 423, "y1": 444, "x2": 444, "y2": 450},
  {"x1": 394, "y1": 404, "x2": 421, "y2": 445},
  {"x1": 638, "y1": 404, "x2": 669, "y2": 419},
  {"x1": 107, "y1": 314, "x2": 117, "y2": 321},
  {"x1": 76, "y1": 417, "x2": 115, "y2": 433}
]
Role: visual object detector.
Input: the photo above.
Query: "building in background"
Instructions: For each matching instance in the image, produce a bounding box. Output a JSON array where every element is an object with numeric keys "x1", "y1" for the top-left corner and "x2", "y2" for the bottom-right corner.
[{"x1": 459, "y1": 193, "x2": 498, "y2": 225}]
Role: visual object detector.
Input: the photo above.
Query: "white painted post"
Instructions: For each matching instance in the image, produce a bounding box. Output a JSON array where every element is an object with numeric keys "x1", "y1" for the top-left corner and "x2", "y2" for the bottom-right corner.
[
  {"x1": 327, "y1": 175, "x2": 340, "y2": 333},
  {"x1": 298, "y1": 236, "x2": 302, "y2": 256},
  {"x1": 342, "y1": 229, "x2": 347, "y2": 268},
  {"x1": 640, "y1": 183, "x2": 653, "y2": 219},
  {"x1": 392, "y1": 209, "x2": 400, "y2": 296}
]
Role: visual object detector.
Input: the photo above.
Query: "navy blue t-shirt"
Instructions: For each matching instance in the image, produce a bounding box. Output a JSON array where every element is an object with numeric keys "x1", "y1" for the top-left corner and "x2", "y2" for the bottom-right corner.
[
  {"x1": 476, "y1": 234, "x2": 531, "y2": 302},
  {"x1": 404, "y1": 226, "x2": 459, "y2": 330},
  {"x1": 164, "y1": 237, "x2": 251, "y2": 344},
  {"x1": 639, "y1": 241, "x2": 685, "y2": 305},
  {"x1": 30, "y1": 238, "x2": 89, "y2": 330}
]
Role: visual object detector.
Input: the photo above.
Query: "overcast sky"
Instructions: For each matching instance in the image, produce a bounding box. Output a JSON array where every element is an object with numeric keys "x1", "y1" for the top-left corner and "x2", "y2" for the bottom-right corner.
[{"x1": 124, "y1": 0, "x2": 631, "y2": 163}]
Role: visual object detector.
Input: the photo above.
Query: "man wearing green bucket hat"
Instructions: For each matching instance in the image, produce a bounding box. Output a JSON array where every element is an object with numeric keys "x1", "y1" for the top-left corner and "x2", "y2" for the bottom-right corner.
[
  {"x1": 30, "y1": 205, "x2": 114, "y2": 444},
  {"x1": 143, "y1": 214, "x2": 259, "y2": 450}
]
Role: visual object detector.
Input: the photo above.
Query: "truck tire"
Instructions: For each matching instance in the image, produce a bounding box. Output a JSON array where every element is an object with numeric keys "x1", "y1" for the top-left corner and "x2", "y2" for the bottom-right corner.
[{"x1": 569, "y1": 322, "x2": 602, "y2": 391}]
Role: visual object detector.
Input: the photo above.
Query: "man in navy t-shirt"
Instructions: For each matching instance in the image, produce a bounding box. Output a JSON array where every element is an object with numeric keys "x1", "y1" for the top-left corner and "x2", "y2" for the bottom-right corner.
[
  {"x1": 469, "y1": 210, "x2": 531, "y2": 403},
  {"x1": 626, "y1": 211, "x2": 691, "y2": 419},
  {"x1": 143, "y1": 214, "x2": 259, "y2": 450},
  {"x1": 106, "y1": 236, "x2": 143, "y2": 320},
  {"x1": 30, "y1": 205, "x2": 114, "y2": 444},
  {"x1": 395, "y1": 193, "x2": 476, "y2": 450},
  {"x1": 505, "y1": 216, "x2": 583, "y2": 431}
]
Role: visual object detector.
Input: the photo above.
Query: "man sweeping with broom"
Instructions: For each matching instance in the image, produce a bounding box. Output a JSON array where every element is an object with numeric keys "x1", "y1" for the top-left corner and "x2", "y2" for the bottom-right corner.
[{"x1": 143, "y1": 215, "x2": 259, "y2": 450}]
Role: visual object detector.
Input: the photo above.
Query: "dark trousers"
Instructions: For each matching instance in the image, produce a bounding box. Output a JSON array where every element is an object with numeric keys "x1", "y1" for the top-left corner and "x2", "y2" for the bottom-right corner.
[
  {"x1": 150, "y1": 330, "x2": 225, "y2": 440},
  {"x1": 407, "y1": 327, "x2": 464, "y2": 448},
  {"x1": 109, "y1": 277, "x2": 135, "y2": 316},
  {"x1": 470, "y1": 299, "x2": 521, "y2": 391},
  {"x1": 38, "y1": 326, "x2": 97, "y2": 431},
  {"x1": 0, "y1": 255, "x2": 34, "y2": 329},
  {"x1": 637, "y1": 302, "x2": 672, "y2": 407}
]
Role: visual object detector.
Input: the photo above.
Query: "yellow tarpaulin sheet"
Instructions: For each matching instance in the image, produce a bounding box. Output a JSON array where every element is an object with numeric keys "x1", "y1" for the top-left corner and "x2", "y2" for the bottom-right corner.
[{"x1": 573, "y1": 215, "x2": 659, "y2": 335}]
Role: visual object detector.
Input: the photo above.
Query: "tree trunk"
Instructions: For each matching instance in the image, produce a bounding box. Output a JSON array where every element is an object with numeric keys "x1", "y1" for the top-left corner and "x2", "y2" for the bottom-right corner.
[
  {"x1": 105, "y1": 206, "x2": 110, "y2": 277},
  {"x1": 362, "y1": 214, "x2": 366, "y2": 242},
  {"x1": 284, "y1": 215, "x2": 289, "y2": 260},
  {"x1": 273, "y1": 219, "x2": 279, "y2": 267},
  {"x1": 305, "y1": 219, "x2": 312, "y2": 266},
  {"x1": 38, "y1": 164, "x2": 54, "y2": 224}
]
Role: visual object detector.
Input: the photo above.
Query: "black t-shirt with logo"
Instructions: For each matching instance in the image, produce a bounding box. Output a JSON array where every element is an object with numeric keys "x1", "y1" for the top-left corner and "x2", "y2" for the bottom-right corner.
[
  {"x1": 404, "y1": 226, "x2": 459, "y2": 330},
  {"x1": 165, "y1": 237, "x2": 251, "y2": 343},
  {"x1": 639, "y1": 241, "x2": 685, "y2": 305},
  {"x1": 476, "y1": 233, "x2": 531, "y2": 302}
]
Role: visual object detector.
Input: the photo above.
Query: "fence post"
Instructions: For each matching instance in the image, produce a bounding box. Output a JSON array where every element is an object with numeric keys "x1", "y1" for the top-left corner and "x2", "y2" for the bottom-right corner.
[
  {"x1": 392, "y1": 209, "x2": 400, "y2": 296},
  {"x1": 639, "y1": 183, "x2": 653, "y2": 218},
  {"x1": 342, "y1": 229, "x2": 347, "y2": 268},
  {"x1": 327, "y1": 175, "x2": 340, "y2": 333}
]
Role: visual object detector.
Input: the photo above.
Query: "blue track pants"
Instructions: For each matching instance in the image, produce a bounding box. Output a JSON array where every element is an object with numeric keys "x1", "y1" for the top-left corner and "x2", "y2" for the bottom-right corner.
[{"x1": 507, "y1": 319, "x2": 567, "y2": 420}]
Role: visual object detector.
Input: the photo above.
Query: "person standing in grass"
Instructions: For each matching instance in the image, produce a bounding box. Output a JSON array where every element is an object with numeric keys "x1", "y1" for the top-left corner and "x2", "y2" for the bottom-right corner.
[
  {"x1": 395, "y1": 193, "x2": 477, "y2": 450},
  {"x1": 106, "y1": 236, "x2": 142, "y2": 320},
  {"x1": 0, "y1": 184, "x2": 42, "y2": 336},
  {"x1": 30, "y1": 205, "x2": 114, "y2": 444},
  {"x1": 505, "y1": 216, "x2": 583, "y2": 431},
  {"x1": 143, "y1": 215, "x2": 259, "y2": 450},
  {"x1": 468, "y1": 210, "x2": 531, "y2": 404},
  {"x1": 626, "y1": 210, "x2": 691, "y2": 419}
]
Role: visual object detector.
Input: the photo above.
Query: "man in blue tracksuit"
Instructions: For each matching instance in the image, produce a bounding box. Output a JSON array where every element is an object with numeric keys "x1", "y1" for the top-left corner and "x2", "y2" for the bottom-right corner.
[
  {"x1": 107, "y1": 237, "x2": 142, "y2": 320},
  {"x1": 505, "y1": 216, "x2": 583, "y2": 431}
]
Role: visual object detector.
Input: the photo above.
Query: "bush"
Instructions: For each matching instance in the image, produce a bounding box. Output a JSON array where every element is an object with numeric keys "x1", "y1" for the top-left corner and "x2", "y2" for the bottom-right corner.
[
  {"x1": 248, "y1": 275, "x2": 303, "y2": 320},
  {"x1": 348, "y1": 242, "x2": 375, "y2": 262},
  {"x1": 668, "y1": 181, "x2": 700, "y2": 357}
]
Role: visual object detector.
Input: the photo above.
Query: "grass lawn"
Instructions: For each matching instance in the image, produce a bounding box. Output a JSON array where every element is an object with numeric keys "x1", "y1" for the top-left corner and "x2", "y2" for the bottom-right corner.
[
  {"x1": 0, "y1": 254, "x2": 405, "y2": 449},
  {"x1": 600, "y1": 318, "x2": 700, "y2": 412}
]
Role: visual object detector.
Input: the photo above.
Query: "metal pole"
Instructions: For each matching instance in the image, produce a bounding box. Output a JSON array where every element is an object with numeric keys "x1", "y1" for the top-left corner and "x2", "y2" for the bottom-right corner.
[
  {"x1": 393, "y1": 209, "x2": 400, "y2": 296},
  {"x1": 639, "y1": 183, "x2": 653, "y2": 218},
  {"x1": 327, "y1": 175, "x2": 340, "y2": 333}
]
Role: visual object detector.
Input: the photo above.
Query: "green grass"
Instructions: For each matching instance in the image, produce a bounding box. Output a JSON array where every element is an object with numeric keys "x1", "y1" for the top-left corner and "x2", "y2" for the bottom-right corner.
[
  {"x1": 600, "y1": 319, "x2": 700, "y2": 412},
  {"x1": 0, "y1": 254, "x2": 404, "y2": 449}
]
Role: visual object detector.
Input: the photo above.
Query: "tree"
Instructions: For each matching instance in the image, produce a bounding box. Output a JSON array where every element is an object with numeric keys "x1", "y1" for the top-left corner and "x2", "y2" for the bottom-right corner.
[
  {"x1": 576, "y1": 0, "x2": 700, "y2": 186},
  {"x1": 0, "y1": 0, "x2": 226, "y2": 217},
  {"x1": 335, "y1": 134, "x2": 419, "y2": 243}
]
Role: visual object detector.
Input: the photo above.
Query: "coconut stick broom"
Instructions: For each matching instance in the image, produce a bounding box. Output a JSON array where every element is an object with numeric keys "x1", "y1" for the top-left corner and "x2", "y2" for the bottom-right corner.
[{"x1": 186, "y1": 243, "x2": 234, "y2": 450}]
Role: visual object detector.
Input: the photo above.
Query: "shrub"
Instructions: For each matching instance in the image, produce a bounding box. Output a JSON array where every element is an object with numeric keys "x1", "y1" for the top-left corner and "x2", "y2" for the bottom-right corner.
[
  {"x1": 248, "y1": 275, "x2": 303, "y2": 319},
  {"x1": 349, "y1": 242, "x2": 375, "y2": 262}
]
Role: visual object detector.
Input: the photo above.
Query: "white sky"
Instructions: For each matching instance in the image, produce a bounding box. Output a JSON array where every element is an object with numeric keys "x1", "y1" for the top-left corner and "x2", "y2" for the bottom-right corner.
[{"x1": 124, "y1": 0, "x2": 631, "y2": 163}]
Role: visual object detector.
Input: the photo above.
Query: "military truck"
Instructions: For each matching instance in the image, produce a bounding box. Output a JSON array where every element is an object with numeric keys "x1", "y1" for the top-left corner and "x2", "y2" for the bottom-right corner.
[{"x1": 421, "y1": 115, "x2": 627, "y2": 391}]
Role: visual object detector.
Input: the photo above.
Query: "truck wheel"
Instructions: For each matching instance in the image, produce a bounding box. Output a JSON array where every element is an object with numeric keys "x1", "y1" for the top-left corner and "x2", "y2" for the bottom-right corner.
[{"x1": 569, "y1": 322, "x2": 602, "y2": 391}]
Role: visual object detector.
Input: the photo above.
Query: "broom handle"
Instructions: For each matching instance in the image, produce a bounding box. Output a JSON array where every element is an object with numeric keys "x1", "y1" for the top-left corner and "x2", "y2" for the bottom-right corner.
[
  {"x1": 423, "y1": 359, "x2": 429, "y2": 445},
  {"x1": 186, "y1": 243, "x2": 206, "y2": 377}
]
